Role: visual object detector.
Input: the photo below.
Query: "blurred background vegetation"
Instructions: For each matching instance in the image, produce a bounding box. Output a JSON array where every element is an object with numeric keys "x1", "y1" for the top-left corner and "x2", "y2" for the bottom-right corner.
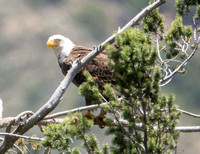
[{"x1": 0, "y1": 0, "x2": 200, "y2": 153}]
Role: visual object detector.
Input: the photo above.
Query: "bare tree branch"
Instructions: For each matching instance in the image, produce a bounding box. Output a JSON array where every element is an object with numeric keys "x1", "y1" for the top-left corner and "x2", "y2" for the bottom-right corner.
[
  {"x1": 44, "y1": 103, "x2": 106, "y2": 120},
  {"x1": 160, "y1": 43, "x2": 198, "y2": 84},
  {"x1": 176, "y1": 126, "x2": 200, "y2": 132},
  {"x1": 178, "y1": 109, "x2": 200, "y2": 118},
  {"x1": 0, "y1": 133, "x2": 44, "y2": 141}
]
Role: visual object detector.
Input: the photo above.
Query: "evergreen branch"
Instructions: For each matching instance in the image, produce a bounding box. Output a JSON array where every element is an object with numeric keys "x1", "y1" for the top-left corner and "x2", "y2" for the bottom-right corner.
[
  {"x1": 103, "y1": 98, "x2": 144, "y2": 151},
  {"x1": 0, "y1": 1, "x2": 166, "y2": 152}
]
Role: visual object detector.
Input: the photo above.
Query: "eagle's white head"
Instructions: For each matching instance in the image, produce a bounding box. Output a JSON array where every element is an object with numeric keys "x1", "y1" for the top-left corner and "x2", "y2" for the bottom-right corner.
[{"x1": 47, "y1": 34, "x2": 75, "y2": 57}]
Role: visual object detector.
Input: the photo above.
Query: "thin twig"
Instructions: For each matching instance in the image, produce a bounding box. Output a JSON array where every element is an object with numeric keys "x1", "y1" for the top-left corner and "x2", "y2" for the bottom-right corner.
[
  {"x1": 178, "y1": 109, "x2": 200, "y2": 118},
  {"x1": 44, "y1": 102, "x2": 109, "y2": 120}
]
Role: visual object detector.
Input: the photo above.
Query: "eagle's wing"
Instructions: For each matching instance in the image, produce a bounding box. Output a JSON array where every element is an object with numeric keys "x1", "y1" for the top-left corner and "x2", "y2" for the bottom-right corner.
[
  {"x1": 60, "y1": 46, "x2": 115, "y2": 90},
  {"x1": 59, "y1": 46, "x2": 91, "y2": 76}
]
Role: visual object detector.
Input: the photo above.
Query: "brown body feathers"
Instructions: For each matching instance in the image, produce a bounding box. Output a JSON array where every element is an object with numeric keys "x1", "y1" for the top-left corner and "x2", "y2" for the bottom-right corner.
[{"x1": 59, "y1": 46, "x2": 115, "y2": 91}]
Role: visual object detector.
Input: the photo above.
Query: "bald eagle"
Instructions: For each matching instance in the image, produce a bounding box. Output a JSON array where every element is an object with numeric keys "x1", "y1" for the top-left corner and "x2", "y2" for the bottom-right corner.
[{"x1": 47, "y1": 35, "x2": 114, "y2": 128}]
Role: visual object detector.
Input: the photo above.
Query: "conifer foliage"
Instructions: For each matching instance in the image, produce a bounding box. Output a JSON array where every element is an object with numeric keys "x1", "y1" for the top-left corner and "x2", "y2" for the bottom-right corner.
[{"x1": 103, "y1": 28, "x2": 181, "y2": 153}]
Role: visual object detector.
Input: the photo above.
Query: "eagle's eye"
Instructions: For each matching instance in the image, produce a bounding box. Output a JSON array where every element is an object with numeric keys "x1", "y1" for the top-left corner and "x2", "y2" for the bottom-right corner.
[{"x1": 54, "y1": 38, "x2": 61, "y2": 43}]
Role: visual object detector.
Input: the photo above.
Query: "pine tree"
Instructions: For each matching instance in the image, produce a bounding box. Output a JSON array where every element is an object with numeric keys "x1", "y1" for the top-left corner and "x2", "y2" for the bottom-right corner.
[{"x1": 40, "y1": 1, "x2": 200, "y2": 153}]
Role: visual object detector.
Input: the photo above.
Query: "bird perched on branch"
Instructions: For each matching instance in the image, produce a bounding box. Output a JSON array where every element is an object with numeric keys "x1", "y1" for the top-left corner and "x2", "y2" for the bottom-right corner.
[{"x1": 47, "y1": 34, "x2": 114, "y2": 128}]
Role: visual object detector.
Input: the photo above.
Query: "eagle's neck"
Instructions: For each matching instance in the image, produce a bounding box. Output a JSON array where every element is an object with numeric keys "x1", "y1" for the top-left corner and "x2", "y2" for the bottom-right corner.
[
  {"x1": 62, "y1": 45, "x2": 75, "y2": 56},
  {"x1": 61, "y1": 38, "x2": 75, "y2": 56},
  {"x1": 53, "y1": 38, "x2": 75, "y2": 58}
]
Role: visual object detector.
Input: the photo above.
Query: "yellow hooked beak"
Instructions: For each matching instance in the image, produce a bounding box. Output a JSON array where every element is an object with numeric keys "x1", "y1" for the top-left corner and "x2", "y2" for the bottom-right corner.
[{"x1": 47, "y1": 40, "x2": 59, "y2": 48}]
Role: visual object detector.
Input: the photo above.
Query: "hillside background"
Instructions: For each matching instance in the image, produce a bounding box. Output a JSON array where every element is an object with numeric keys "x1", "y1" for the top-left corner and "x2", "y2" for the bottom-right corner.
[{"x1": 0, "y1": 0, "x2": 200, "y2": 153}]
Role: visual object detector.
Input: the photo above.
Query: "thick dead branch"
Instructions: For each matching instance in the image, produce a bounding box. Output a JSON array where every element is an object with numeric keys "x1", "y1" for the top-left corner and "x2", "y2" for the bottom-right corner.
[
  {"x1": 0, "y1": 1, "x2": 166, "y2": 152},
  {"x1": 0, "y1": 133, "x2": 44, "y2": 141},
  {"x1": 0, "y1": 111, "x2": 34, "y2": 129}
]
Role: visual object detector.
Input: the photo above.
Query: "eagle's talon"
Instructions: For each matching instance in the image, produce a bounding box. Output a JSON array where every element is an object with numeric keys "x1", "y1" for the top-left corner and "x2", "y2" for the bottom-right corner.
[
  {"x1": 94, "y1": 113, "x2": 106, "y2": 128},
  {"x1": 83, "y1": 110, "x2": 95, "y2": 119}
]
